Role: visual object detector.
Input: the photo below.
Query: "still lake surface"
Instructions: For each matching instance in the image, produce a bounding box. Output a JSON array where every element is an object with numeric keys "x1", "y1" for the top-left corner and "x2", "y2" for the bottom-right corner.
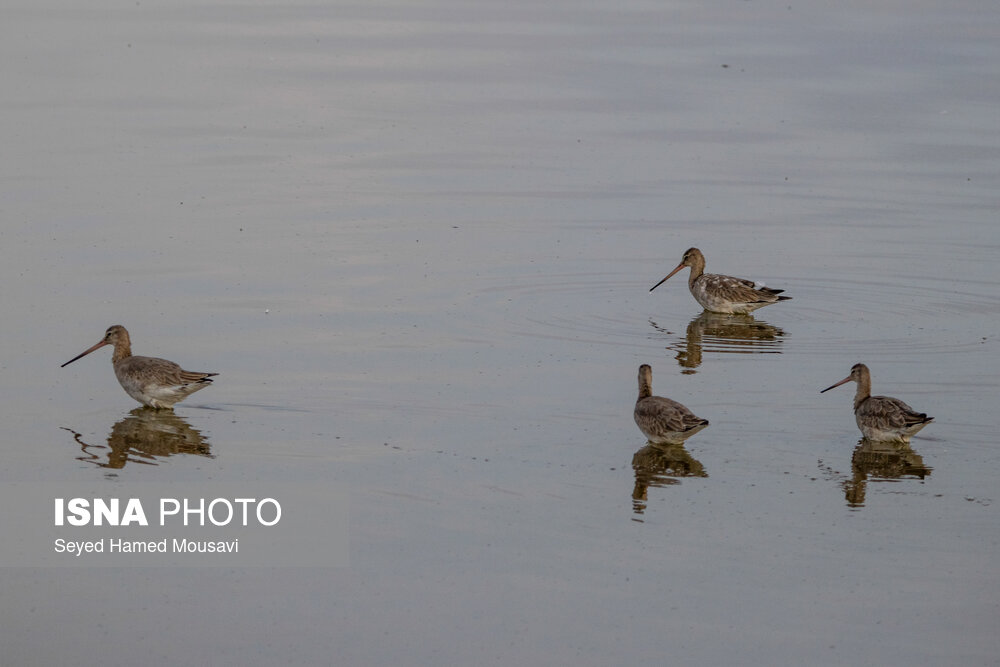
[{"x1": 2, "y1": 0, "x2": 998, "y2": 664}]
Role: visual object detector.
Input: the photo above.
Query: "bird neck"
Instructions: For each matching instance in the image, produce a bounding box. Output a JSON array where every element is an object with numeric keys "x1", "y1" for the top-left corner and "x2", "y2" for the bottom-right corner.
[
  {"x1": 112, "y1": 338, "x2": 132, "y2": 363},
  {"x1": 853, "y1": 377, "x2": 871, "y2": 411},
  {"x1": 687, "y1": 259, "x2": 705, "y2": 286}
]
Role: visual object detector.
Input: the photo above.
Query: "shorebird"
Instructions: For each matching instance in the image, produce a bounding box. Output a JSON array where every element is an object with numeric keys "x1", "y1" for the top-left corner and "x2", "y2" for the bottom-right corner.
[
  {"x1": 61, "y1": 325, "x2": 217, "y2": 409},
  {"x1": 649, "y1": 247, "x2": 791, "y2": 314},
  {"x1": 821, "y1": 363, "x2": 933, "y2": 442},
  {"x1": 634, "y1": 364, "x2": 709, "y2": 444}
]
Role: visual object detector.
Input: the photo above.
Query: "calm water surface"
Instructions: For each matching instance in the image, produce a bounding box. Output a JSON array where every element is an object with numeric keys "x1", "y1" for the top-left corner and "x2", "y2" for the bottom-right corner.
[{"x1": 2, "y1": 0, "x2": 998, "y2": 664}]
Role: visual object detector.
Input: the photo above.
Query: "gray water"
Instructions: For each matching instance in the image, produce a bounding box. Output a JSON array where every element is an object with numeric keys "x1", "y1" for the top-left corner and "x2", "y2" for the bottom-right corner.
[{"x1": 2, "y1": 1, "x2": 999, "y2": 664}]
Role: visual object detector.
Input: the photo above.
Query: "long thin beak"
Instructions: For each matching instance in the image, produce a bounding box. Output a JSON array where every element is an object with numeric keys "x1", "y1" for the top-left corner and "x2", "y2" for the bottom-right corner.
[
  {"x1": 820, "y1": 376, "x2": 853, "y2": 393},
  {"x1": 61, "y1": 340, "x2": 109, "y2": 368},
  {"x1": 649, "y1": 262, "x2": 686, "y2": 292}
]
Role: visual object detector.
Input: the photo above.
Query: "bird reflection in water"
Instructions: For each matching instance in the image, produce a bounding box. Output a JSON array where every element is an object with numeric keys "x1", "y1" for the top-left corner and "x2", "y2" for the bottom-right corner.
[
  {"x1": 631, "y1": 442, "x2": 707, "y2": 516},
  {"x1": 63, "y1": 408, "x2": 213, "y2": 470},
  {"x1": 650, "y1": 312, "x2": 785, "y2": 374},
  {"x1": 819, "y1": 438, "x2": 932, "y2": 508}
]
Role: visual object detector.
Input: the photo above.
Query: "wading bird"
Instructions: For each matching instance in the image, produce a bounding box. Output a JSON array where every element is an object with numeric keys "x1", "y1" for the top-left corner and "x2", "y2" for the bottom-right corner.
[
  {"x1": 650, "y1": 247, "x2": 790, "y2": 314},
  {"x1": 821, "y1": 363, "x2": 932, "y2": 442},
  {"x1": 61, "y1": 325, "x2": 216, "y2": 409},
  {"x1": 634, "y1": 364, "x2": 709, "y2": 444}
]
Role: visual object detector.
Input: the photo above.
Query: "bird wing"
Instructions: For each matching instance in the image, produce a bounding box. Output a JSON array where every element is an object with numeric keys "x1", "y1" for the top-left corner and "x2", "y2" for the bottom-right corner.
[
  {"x1": 635, "y1": 396, "x2": 708, "y2": 433},
  {"x1": 118, "y1": 356, "x2": 216, "y2": 391},
  {"x1": 860, "y1": 396, "x2": 930, "y2": 431},
  {"x1": 703, "y1": 273, "x2": 780, "y2": 304}
]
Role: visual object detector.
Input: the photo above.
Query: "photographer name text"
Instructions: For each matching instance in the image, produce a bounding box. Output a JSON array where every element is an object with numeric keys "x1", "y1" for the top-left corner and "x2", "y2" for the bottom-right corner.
[{"x1": 54, "y1": 537, "x2": 239, "y2": 555}]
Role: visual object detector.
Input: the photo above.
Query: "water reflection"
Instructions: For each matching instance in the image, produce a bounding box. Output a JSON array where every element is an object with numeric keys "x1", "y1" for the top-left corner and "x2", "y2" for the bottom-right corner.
[
  {"x1": 63, "y1": 408, "x2": 213, "y2": 469},
  {"x1": 650, "y1": 312, "x2": 785, "y2": 373},
  {"x1": 631, "y1": 442, "x2": 707, "y2": 516},
  {"x1": 820, "y1": 438, "x2": 932, "y2": 508}
]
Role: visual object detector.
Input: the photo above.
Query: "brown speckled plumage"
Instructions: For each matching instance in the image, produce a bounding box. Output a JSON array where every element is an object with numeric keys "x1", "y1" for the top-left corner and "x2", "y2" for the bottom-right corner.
[
  {"x1": 650, "y1": 247, "x2": 790, "y2": 314},
  {"x1": 821, "y1": 363, "x2": 932, "y2": 442},
  {"x1": 633, "y1": 364, "x2": 709, "y2": 444},
  {"x1": 61, "y1": 325, "x2": 216, "y2": 409}
]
